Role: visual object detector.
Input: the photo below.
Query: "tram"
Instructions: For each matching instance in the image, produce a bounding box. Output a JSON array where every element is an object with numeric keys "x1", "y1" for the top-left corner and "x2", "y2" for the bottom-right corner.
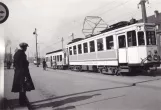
[
  {"x1": 45, "y1": 22, "x2": 160, "y2": 75},
  {"x1": 66, "y1": 22, "x2": 160, "y2": 75}
]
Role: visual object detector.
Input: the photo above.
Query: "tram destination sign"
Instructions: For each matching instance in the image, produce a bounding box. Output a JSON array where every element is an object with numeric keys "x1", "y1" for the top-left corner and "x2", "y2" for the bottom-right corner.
[
  {"x1": 0, "y1": 2, "x2": 9, "y2": 24},
  {"x1": 145, "y1": 25, "x2": 155, "y2": 30}
]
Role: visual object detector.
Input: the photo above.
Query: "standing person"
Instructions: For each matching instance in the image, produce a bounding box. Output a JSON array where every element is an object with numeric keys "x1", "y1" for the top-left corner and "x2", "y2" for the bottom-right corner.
[
  {"x1": 42, "y1": 59, "x2": 47, "y2": 70},
  {"x1": 12, "y1": 42, "x2": 35, "y2": 106}
]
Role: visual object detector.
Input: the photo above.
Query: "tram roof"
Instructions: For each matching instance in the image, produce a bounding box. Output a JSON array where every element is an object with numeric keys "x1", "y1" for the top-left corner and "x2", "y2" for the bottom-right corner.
[
  {"x1": 46, "y1": 49, "x2": 62, "y2": 55},
  {"x1": 67, "y1": 22, "x2": 155, "y2": 46}
]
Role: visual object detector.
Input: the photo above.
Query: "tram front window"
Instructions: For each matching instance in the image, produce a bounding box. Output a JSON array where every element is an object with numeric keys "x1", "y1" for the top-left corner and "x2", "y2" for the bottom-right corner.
[
  {"x1": 138, "y1": 31, "x2": 145, "y2": 45},
  {"x1": 146, "y1": 31, "x2": 156, "y2": 45}
]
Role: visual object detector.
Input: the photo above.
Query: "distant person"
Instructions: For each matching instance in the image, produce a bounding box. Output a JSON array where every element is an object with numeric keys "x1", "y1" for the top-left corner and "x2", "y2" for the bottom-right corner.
[
  {"x1": 42, "y1": 59, "x2": 47, "y2": 70},
  {"x1": 12, "y1": 42, "x2": 35, "y2": 106},
  {"x1": 7, "y1": 61, "x2": 11, "y2": 69}
]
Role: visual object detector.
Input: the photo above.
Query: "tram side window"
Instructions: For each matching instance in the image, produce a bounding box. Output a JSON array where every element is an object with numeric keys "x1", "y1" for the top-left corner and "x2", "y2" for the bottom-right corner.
[
  {"x1": 138, "y1": 31, "x2": 145, "y2": 45},
  {"x1": 55, "y1": 56, "x2": 56, "y2": 61},
  {"x1": 53, "y1": 56, "x2": 55, "y2": 60},
  {"x1": 127, "y1": 30, "x2": 137, "y2": 47},
  {"x1": 146, "y1": 31, "x2": 156, "y2": 45},
  {"x1": 118, "y1": 35, "x2": 126, "y2": 48},
  {"x1": 83, "y1": 42, "x2": 88, "y2": 53},
  {"x1": 106, "y1": 36, "x2": 114, "y2": 49},
  {"x1": 73, "y1": 45, "x2": 77, "y2": 55},
  {"x1": 90, "y1": 40, "x2": 95, "y2": 52},
  {"x1": 60, "y1": 55, "x2": 62, "y2": 61},
  {"x1": 69, "y1": 47, "x2": 72, "y2": 55},
  {"x1": 78, "y1": 44, "x2": 82, "y2": 54},
  {"x1": 51, "y1": 56, "x2": 52, "y2": 61},
  {"x1": 57, "y1": 56, "x2": 59, "y2": 62},
  {"x1": 97, "y1": 38, "x2": 103, "y2": 51},
  {"x1": 46, "y1": 57, "x2": 48, "y2": 62}
]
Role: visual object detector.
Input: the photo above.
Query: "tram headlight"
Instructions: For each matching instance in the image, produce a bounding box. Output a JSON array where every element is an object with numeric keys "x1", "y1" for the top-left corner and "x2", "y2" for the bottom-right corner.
[
  {"x1": 147, "y1": 55, "x2": 152, "y2": 61},
  {"x1": 154, "y1": 50, "x2": 158, "y2": 54},
  {"x1": 153, "y1": 55, "x2": 158, "y2": 61},
  {"x1": 147, "y1": 51, "x2": 152, "y2": 61},
  {"x1": 153, "y1": 50, "x2": 160, "y2": 61}
]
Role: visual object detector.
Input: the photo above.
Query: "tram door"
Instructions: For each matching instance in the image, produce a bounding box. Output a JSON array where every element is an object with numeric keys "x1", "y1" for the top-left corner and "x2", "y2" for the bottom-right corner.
[
  {"x1": 50, "y1": 56, "x2": 52, "y2": 67},
  {"x1": 64, "y1": 53, "x2": 66, "y2": 65},
  {"x1": 117, "y1": 33, "x2": 128, "y2": 63}
]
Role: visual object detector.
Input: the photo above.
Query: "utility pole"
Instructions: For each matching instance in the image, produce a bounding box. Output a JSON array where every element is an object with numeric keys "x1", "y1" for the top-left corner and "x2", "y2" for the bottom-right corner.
[
  {"x1": 155, "y1": 10, "x2": 161, "y2": 57},
  {"x1": 10, "y1": 47, "x2": 11, "y2": 61},
  {"x1": 28, "y1": 52, "x2": 29, "y2": 61},
  {"x1": 138, "y1": 0, "x2": 149, "y2": 23},
  {"x1": 33, "y1": 28, "x2": 39, "y2": 67},
  {"x1": 61, "y1": 37, "x2": 64, "y2": 49}
]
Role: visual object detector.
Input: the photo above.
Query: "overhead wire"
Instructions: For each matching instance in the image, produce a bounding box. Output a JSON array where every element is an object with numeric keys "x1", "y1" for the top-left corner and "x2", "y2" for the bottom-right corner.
[
  {"x1": 43, "y1": 0, "x2": 154, "y2": 54},
  {"x1": 43, "y1": 0, "x2": 135, "y2": 53},
  {"x1": 98, "y1": 0, "x2": 134, "y2": 16},
  {"x1": 83, "y1": 0, "x2": 118, "y2": 16},
  {"x1": 107, "y1": 8, "x2": 140, "y2": 24},
  {"x1": 42, "y1": 0, "x2": 134, "y2": 45},
  {"x1": 57, "y1": 0, "x2": 120, "y2": 41}
]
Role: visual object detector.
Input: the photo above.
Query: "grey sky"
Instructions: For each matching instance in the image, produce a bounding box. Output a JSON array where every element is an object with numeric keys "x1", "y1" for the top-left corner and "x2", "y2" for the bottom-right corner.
[{"x1": 2, "y1": 0, "x2": 161, "y2": 57}]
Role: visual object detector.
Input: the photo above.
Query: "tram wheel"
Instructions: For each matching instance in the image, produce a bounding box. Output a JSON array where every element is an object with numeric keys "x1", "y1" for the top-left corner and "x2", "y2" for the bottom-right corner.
[
  {"x1": 113, "y1": 68, "x2": 120, "y2": 76},
  {"x1": 98, "y1": 68, "x2": 103, "y2": 74}
]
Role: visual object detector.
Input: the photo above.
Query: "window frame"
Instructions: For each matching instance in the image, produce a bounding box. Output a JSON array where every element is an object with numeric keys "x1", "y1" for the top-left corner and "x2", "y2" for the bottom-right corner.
[
  {"x1": 57, "y1": 55, "x2": 59, "y2": 62},
  {"x1": 97, "y1": 38, "x2": 104, "y2": 51},
  {"x1": 78, "y1": 44, "x2": 82, "y2": 54},
  {"x1": 69, "y1": 47, "x2": 72, "y2": 55},
  {"x1": 60, "y1": 55, "x2": 62, "y2": 61},
  {"x1": 73, "y1": 45, "x2": 77, "y2": 55},
  {"x1": 83, "y1": 42, "x2": 88, "y2": 53},
  {"x1": 55, "y1": 56, "x2": 56, "y2": 61},
  {"x1": 127, "y1": 30, "x2": 137, "y2": 47},
  {"x1": 106, "y1": 35, "x2": 114, "y2": 50},
  {"x1": 89, "y1": 40, "x2": 95, "y2": 52},
  {"x1": 146, "y1": 31, "x2": 156, "y2": 45},
  {"x1": 138, "y1": 31, "x2": 145, "y2": 46},
  {"x1": 118, "y1": 35, "x2": 126, "y2": 48}
]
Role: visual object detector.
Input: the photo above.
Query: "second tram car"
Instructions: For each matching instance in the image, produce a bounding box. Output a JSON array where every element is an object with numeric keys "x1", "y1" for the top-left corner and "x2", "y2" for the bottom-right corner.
[{"x1": 45, "y1": 49, "x2": 68, "y2": 69}]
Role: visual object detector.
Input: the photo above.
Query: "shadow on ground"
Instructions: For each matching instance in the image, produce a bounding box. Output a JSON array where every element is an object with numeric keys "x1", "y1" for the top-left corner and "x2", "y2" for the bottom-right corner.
[
  {"x1": 31, "y1": 94, "x2": 101, "y2": 109},
  {"x1": 30, "y1": 84, "x2": 131, "y2": 105},
  {"x1": 54, "y1": 105, "x2": 76, "y2": 110},
  {"x1": 102, "y1": 67, "x2": 161, "y2": 77}
]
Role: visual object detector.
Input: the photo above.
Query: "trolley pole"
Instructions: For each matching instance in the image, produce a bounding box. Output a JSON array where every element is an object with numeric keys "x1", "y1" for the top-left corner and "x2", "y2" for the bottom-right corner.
[
  {"x1": 33, "y1": 28, "x2": 39, "y2": 67},
  {"x1": 71, "y1": 33, "x2": 74, "y2": 40},
  {"x1": 138, "y1": 0, "x2": 149, "y2": 23}
]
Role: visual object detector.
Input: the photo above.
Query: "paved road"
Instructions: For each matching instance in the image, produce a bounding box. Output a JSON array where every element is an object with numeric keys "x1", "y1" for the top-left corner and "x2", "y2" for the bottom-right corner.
[{"x1": 4, "y1": 65, "x2": 161, "y2": 110}]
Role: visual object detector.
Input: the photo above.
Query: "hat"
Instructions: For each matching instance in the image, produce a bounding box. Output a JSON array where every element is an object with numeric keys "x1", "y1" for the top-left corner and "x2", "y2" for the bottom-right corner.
[{"x1": 19, "y1": 42, "x2": 29, "y2": 48}]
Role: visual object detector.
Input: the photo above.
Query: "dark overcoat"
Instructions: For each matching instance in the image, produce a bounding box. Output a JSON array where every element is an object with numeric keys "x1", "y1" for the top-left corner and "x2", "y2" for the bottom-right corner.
[{"x1": 12, "y1": 49, "x2": 35, "y2": 92}]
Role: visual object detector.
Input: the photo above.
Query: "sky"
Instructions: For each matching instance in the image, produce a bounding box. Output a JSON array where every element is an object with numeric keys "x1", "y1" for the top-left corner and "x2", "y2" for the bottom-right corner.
[{"x1": 1, "y1": 0, "x2": 161, "y2": 58}]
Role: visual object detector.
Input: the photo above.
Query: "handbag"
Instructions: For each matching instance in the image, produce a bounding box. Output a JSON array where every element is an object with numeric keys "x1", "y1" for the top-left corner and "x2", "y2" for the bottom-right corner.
[{"x1": 23, "y1": 77, "x2": 32, "y2": 91}]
